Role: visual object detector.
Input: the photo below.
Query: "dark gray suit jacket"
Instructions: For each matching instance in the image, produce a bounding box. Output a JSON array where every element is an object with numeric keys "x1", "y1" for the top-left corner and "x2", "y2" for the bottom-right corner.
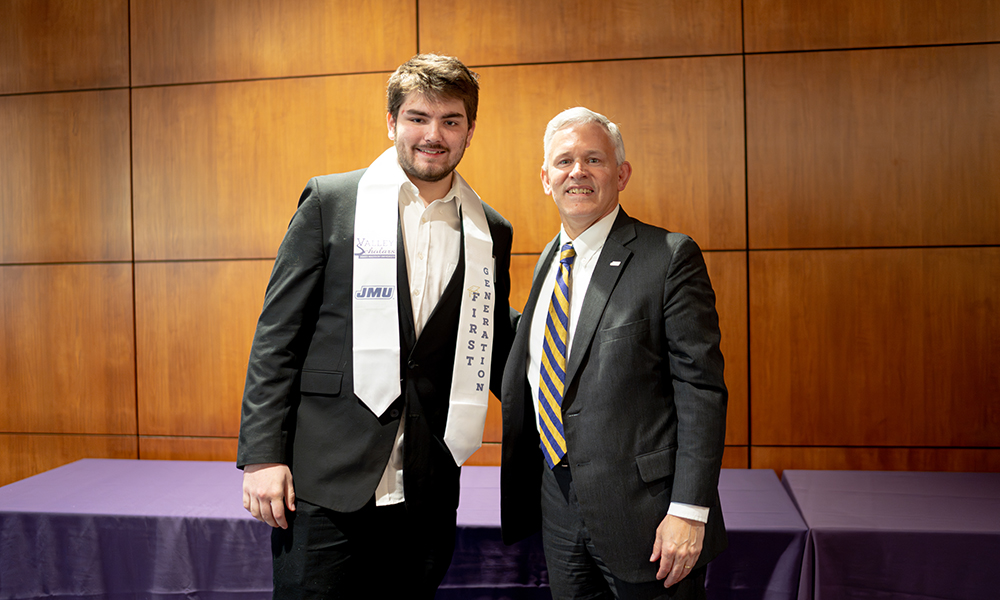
[
  {"x1": 238, "y1": 169, "x2": 514, "y2": 515},
  {"x1": 500, "y1": 208, "x2": 727, "y2": 582}
]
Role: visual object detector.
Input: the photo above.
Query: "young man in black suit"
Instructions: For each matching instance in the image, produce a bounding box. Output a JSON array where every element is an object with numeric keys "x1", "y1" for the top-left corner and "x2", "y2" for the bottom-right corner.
[{"x1": 238, "y1": 54, "x2": 514, "y2": 599}]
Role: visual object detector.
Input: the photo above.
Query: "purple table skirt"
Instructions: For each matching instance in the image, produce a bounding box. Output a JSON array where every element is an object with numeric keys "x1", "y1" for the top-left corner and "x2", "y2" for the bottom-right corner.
[
  {"x1": 706, "y1": 469, "x2": 808, "y2": 600},
  {"x1": 0, "y1": 459, "x2": 271, "y2": 599},
  {"x1": 782, "y1": 470, "x2": 1000, "y2": 600},
  {"x1": 0, "y1": 461, "x2": 806, "y2": 600}
]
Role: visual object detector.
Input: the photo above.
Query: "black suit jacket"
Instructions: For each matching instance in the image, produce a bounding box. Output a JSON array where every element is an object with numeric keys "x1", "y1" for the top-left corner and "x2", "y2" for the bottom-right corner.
[
  {"x1": 500, "y1": 209, "x2": 727, "y2": 582},
  {"x1": 238, "y1": 169, "x2": 513, "y2": 514}
]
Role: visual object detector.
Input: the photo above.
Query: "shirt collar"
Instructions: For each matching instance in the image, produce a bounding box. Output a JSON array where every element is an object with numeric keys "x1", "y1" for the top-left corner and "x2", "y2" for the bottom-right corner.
[{"x1": 559, "y1": 204, "x2": 621, "y2": 267}]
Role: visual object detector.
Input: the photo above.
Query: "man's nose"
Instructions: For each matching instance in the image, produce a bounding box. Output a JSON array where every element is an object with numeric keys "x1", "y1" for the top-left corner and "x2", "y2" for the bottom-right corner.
[
  {"x1": 424, "y1": 121, "x2": 442, "y2": 142},
  {"x1": 569, "y1": 161, "x2": 588, "y2": 178}
]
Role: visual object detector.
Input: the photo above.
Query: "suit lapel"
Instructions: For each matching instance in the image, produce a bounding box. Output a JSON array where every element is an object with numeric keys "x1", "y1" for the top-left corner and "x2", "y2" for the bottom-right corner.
[{"x1": 564, "y1": 211, "x2": 636, "y2": 391}]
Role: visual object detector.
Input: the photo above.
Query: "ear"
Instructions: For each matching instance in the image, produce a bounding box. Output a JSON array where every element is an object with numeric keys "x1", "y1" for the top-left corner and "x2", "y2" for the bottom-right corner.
[
  {"x1": 386, "y1": 112, "x2": 396, "y2": 141},
  {"x1": 617, "y1": 161, "x2": 632, "y2": 191},
  {"x1": 464, "y1": 120, "x2": 476, "y2": 149},
  {"x1": 540, "y1": 165, "x2": 553, "y2": 196}
]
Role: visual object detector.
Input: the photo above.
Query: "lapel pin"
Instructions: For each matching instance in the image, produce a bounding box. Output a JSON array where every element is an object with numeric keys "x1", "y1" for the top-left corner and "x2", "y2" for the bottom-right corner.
[{"x1": 609, "y1": 261, "x2": 621, "y2": 267}]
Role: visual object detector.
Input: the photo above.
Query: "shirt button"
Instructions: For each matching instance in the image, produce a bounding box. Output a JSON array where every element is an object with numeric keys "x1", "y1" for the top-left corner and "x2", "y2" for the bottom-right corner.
[
  {"x1": 417, "y1": 252, "x2": 424, "y2": 260},
  {"x1": 413, "y1": 289, "x2": 421, "y2": 296}
]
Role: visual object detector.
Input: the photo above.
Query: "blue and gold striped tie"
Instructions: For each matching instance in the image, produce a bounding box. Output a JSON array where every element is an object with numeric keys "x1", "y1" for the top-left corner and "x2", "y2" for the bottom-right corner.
[{"x1": 539, "y1": 242, "x2": 576, "y2": 469}]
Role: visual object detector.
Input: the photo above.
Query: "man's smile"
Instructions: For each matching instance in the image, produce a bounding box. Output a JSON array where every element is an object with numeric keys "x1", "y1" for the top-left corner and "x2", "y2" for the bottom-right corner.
[{"x1": 416, "y1": 146, "x2": 447, "y2": 156}]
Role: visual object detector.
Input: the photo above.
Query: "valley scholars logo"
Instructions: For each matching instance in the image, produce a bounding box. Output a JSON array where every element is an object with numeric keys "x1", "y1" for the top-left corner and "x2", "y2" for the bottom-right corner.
[
  {"x1": 356, "y1": 285, "x2": 395, "y2": 299},
  {"x1": 355, "y1": 237, "x2": 394, "y2": 259}
]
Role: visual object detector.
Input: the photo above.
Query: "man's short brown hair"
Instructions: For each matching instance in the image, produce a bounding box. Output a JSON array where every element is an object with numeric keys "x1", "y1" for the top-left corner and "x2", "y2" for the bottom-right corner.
[{"x1": 386, "y1": 54, "x2": 480, "y2": 123}]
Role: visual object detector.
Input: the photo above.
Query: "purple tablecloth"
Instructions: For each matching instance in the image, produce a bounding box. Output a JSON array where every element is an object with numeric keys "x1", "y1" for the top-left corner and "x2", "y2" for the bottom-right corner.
[
  {"x1": 0, "y1": 461, "x2": 806, "y2": 600},
  {"x1": 0, "y1": 459, "x2": 271, "y2": 599},
  {"x1": 782, "y1": 470, "x2": 1000, "y2": 600},
  {"x1": 707, "y1": 469, "x2": 808, "y2": 600},
  {"x1": 440, "y1": 467, "x2": 807, "y2": 600}
]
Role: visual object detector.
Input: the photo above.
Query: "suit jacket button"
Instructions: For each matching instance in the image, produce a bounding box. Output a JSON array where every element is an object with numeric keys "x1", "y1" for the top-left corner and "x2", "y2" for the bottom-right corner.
[
  {"x1": 389, "y1": 409, "x2": 400, "y2": 418},
  {"x1": 408, "y1": 360, "x2": 418, "y2": 369}
]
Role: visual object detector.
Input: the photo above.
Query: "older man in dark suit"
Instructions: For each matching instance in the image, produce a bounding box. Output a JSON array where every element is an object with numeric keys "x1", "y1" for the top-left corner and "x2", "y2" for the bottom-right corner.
[
  {"x1": 238, "y1": 54, "x2": 514, "y2": 599},
  {"x1": 500, "y1": 107, "x2": 728, "y2": 599}
]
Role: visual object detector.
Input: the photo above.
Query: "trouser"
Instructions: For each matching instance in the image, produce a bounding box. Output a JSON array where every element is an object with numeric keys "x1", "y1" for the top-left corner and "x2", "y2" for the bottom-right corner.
[
  {"x1": 541, "y1": 461, "x2": 707, "y2": 600},
  {"x1": 271, "y1": 497, "x2": 457, "y2": 600}
]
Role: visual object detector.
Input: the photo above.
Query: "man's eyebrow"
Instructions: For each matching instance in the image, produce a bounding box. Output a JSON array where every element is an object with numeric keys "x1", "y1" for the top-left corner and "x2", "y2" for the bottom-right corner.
[
  {"x1": 401, "y1": 109, "x2": 466, "y2": 120},
  {"x1": 553, "y1": 149, "x2": 605, "y2": 159}
]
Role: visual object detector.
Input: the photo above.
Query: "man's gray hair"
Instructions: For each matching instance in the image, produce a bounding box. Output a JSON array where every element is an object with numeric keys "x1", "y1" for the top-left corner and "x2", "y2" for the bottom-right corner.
[{"x1": 542, "y1": 107, "x2": 626, "y2": 167}]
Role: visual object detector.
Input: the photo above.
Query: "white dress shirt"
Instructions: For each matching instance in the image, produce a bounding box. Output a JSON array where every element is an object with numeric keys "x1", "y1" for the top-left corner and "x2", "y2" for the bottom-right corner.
[
  {"x1": 374, "y1": 176, "x2": 463, "y2": 506},
  {"x1": 526, "y1": 205, "x2": 709, "y2": 523}
]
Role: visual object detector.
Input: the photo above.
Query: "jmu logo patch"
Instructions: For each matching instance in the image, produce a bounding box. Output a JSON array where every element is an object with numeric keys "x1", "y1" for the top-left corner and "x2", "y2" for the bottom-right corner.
[{"x1": 355, "y1": 285, "x2": 395, "y2": 299}]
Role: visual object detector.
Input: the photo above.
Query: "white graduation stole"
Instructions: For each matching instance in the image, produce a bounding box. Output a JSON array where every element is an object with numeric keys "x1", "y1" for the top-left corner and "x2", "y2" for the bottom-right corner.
[{"x1": 352, "y1": 148, "x2": 495, "y2": 466}]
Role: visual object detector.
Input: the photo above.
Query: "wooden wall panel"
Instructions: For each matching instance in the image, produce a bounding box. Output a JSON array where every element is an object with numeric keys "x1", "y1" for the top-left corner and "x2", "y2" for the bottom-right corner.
[
  {"x1": 419, "y1": 0, "x2": 742, "y2": 65},
  {"x1": 0, "y1": 0, "x2": 128, "y2": 94},
  {"x1": 139, "y1": 436, "x2": 238, "y2": 462},
  {"x1": 0, "y1": 90, "x2": 131, "y2": 263},
  {"x1": 132, "y1": 75, "x2": 389, "y2": 260},
  {"x1": 0, "y1": 434, "x2": 137, "y2": 488},
  {"x1": 750, "y1": 248, "x2": 1000, "y2": 447},
  {"x1": 0, "y1": 264, "x2": 136, "y2": 434},
  {"x1": 130, "y1": 0, "x2": 416, "y2": 86},
  {"x1": 3, "y1": 0, "x2": 998, "y2": 484},
  {"x1": 747, "y1": 45, "x2": 1000, "y2": 249},
  {"x1": 464, "y1": 57, "x2": 746, "y2": 254},
  {"x1": 135, "y1": 260, "x2": 273, "y2": 437},
  {"x1": 753, "y1": 447, "x2": 1000, "y2": 477},
  {"x1": 722, "y1": 446, "x2": 749, "y2": 469},
  {"x1": 745, "y1": 0, "x2": 1000, "y2": 53},
  {"x1": 705, "y1": 252, "x2": 748, "y2": 446}
]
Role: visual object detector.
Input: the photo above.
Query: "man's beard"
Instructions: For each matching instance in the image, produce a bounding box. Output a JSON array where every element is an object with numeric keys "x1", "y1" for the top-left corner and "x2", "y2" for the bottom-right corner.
[{"x1": 395, "y1": 140, "x2": 466, "y2": 183}]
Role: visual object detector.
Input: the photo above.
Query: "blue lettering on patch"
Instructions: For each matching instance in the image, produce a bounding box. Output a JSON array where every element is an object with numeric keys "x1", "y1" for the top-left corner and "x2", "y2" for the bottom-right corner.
[{"x1": 355, "y1": 286, "x2": 395, "y2": 299}]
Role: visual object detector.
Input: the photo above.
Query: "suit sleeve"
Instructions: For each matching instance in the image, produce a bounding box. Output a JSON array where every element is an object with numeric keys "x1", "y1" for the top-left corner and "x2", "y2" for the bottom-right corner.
[
  {"x1": 237, "y1": 179, "x2": 328, "y2": 468},
  {"x1": 662, "y1": 234, "x2": 728, "y2": 507}
]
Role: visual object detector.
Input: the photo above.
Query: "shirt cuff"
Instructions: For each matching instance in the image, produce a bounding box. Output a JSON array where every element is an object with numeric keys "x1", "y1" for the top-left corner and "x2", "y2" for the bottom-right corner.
[{"x1": 667, "y1": 502, "x2": 710, "y2": 523}]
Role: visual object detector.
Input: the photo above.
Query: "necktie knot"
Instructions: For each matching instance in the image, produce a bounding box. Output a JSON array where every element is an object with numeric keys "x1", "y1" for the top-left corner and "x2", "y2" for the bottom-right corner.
[{"x1": 560, "y1": 242, "x2": 576, "y2": 267}]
